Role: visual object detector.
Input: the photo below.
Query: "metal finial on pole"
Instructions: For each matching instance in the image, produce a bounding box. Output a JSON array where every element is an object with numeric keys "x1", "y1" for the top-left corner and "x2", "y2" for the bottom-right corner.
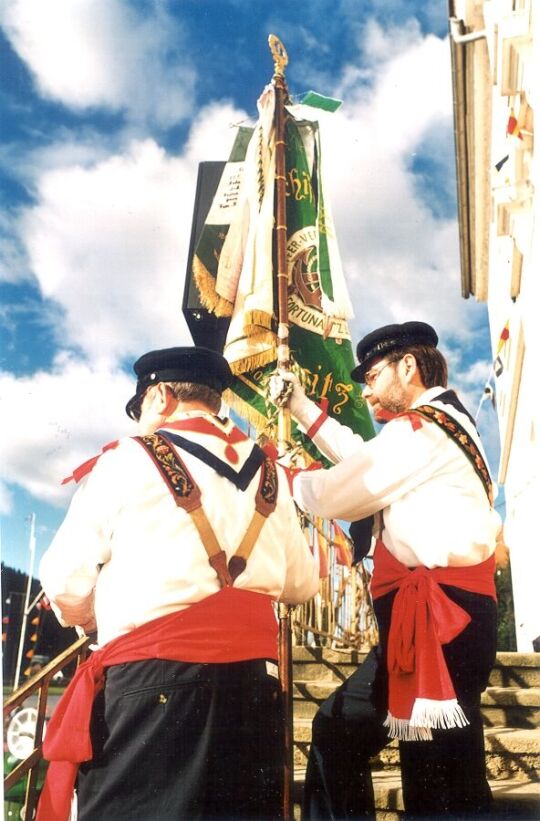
[{"x1": 268, "y1": 34, "x2": 288, "y2": 77}]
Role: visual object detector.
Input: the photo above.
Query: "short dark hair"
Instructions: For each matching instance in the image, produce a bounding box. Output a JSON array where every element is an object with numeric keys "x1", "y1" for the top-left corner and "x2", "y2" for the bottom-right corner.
[
  {"x1": 164, "y1": 381, "x2": 222, "y2": 413},
  {"x1": 389, "y1": 344, "x2": 448, "y2": 388}
]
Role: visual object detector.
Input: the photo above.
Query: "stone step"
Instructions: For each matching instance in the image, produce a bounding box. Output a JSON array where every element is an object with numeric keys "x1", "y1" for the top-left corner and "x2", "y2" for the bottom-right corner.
[
  {"x1": 292, "y1": 647, "x2": 368, "y2": 684},
  {"x1": 481, "y1": 687, "x2": 540, "y2": 729},
  {"x1": 293, "y1": 767, "x2": 540, "y2": 819},
  {"x1": 490, "y1": 653, "x2": 540, "y2": 688},
  {"x1": 293, "y1": 719, "x2": 540, "y2": 782},
  {"x1": 292, "y1": 648, "x2": 540, "y2": 689},
  {"x1": 292, "y1": 681, "x2": 540, "y2": 727},
  {"x1": 483, "y1": 727, "x2": 540, "y2": 781}
]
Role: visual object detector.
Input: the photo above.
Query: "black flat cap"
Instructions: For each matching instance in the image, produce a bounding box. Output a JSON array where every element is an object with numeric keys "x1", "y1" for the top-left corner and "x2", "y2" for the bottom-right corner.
[
  {"x1": 351, "y1": 321, "x2": 438, "y2": 382},
  {"x1": 126, "y1": 346, "x2": 233, "y2": 420}
]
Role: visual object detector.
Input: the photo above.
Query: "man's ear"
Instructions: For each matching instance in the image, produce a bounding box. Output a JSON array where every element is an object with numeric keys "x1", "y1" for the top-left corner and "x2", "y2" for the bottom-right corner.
[
  {"x1": 401, "y1": 353, "x2": 418, "y2": 382},
  {"x1": 155, "y1": 383, "x2": 177, "y2": 415},
  {"x1": 154, "y1": 382, "x2": 168, "y2": 408}
]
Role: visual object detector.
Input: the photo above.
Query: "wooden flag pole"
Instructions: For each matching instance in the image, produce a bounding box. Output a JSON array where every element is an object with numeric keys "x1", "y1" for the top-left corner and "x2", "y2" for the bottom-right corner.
[
  {"x1": 269, "y1": 33, "x2": 292, "y2": 452},
  {"x1": 269, "y1": 33, "x2": 294, "y2": 821}
]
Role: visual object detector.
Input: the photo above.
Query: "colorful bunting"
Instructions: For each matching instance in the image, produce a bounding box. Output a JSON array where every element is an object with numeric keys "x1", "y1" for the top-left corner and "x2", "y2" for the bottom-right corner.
[
  {"x1": 506, "y1": 110, "x2": 523, "y2": 140},
  {"x1": 494, "y1": 320, "x2": 510, "y2": 378},
  {"x1": 496, "y1": 321, "x2": 510, "y2": 354},
  {"x1": 483, "y1": 385, "x2": 496, "y2": 409},
  {"x1": 332, "y1": 522, "x2": 352, "y2": 568}
]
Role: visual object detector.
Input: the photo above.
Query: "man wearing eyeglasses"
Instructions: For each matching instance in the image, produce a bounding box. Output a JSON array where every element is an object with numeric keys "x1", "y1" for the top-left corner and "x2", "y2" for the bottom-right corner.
[{"x1": 274, "y1": 321, "x2": 501, "y2": 819}]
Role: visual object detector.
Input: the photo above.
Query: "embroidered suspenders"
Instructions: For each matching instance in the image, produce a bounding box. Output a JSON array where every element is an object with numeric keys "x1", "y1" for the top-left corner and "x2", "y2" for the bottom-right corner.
[
  {"x1": 135, "y1": 433, "x2": 278, "y2": 587},
  {"x1": 401, "y1": 404, "x2": 493, "y2": 505}
]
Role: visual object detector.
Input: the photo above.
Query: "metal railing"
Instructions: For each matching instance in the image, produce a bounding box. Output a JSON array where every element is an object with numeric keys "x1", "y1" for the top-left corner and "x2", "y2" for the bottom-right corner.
[
  {"x1": 291, "y1": 517, "x2": 379, "y2": 650},
  {"x1": 3, "y1": 635, "x2": 92, "y2": 820}
]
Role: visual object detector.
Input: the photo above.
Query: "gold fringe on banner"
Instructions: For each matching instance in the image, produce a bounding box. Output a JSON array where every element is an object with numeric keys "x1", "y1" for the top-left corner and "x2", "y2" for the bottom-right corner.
[
  {"x1": 227, "y1": 345, "x2": 277, "y2": 376},
  {"x1": 222, "y1": 388, "x2": 272, "y2": 431},
  {"x1": 192, "y1": 257, "x2": 234, "y2": 317},
  {"x1": 243, "y1": 309, "x2": 274, "y2": 335}
]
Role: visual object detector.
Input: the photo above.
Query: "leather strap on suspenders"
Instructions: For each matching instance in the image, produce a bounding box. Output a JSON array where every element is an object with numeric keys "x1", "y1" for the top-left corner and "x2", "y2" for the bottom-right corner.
[
  {"x1": 135, "y1": 433, "x2": 278, "y2": 586},
  {"x1": 400, "y1": 404, "x2": 493, "y2": 505}
]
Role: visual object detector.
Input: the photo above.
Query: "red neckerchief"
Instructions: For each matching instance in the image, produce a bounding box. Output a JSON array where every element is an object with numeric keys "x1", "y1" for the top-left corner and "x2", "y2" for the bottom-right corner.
[
  {"x1": 61, "y1": 418, "x2": 250, "y2": 485},
  {"x1": 36, "y1": 588, "x2": 277, "y2": 821},
  {"x1": 163, "y1": 417, "x2": 248, "y2": 463},
  {"x1": 371, "y1": 541, "x2": 496, "y2": 740},
  {"x1": 61, "y1": 441, "x2": 119, "y2": 485}
]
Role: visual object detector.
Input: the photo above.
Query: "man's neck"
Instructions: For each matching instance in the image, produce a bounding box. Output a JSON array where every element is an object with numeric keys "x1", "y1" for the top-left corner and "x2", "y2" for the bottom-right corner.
[
  {"x1": 173, "y1": 401, "x2": 216, "y2": 415},
  {"x1": 406, "y1": 384, "x2": 427, "y2": 408}
]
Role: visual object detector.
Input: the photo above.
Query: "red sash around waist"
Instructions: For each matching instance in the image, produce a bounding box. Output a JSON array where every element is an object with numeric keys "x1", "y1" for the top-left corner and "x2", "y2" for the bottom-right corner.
[
  {"x1": 370, "y1": 541, "x2": 496, "y2": 740},
  {"x1": 37, "y1": 587, "x2": 278, "y2": 821}
]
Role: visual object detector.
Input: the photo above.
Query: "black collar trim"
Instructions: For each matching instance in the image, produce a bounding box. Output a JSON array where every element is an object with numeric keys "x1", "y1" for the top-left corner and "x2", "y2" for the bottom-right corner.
[
  {"x1": 156, "y1": 430, "x2": 264, "y2": 491},
  {"x1": 432, "y1": 389, "x2": 477, "y2": 429}
]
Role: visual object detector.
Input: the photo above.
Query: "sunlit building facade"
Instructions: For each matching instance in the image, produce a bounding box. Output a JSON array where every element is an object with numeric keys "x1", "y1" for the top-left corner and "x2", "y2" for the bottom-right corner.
[{"x1": 449, "y1": 0, "x2": 539, "y2": 650}]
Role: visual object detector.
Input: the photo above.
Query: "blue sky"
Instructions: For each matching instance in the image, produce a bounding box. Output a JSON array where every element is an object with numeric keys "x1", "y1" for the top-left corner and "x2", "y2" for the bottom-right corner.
[{"x1": 0, "y1": 0, "x2": 501, "y2": 573}]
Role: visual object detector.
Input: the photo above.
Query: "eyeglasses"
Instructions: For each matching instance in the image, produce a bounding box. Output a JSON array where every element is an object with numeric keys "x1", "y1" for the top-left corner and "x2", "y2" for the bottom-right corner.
[{"x1": 363, "y1": 360, "x2": 393, "y2": 388}]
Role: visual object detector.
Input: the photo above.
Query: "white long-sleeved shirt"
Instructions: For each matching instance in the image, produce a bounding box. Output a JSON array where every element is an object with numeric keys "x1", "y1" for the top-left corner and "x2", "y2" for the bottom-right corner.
[
  {"x1": 40, "y1": 411, "x2": 319, "y2": 646},
  {"x1": 292, "y1": 387, "x2": 501, "y2": 569}
]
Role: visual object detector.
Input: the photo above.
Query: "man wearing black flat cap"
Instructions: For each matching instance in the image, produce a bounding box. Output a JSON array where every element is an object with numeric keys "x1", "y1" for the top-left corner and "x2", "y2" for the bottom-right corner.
[
  {"x1": 39, "y1": 345, "x2": 319, "y2": 821},
  {"x1": 274, "y1": 321, "x2": 501, "y2": 819}
]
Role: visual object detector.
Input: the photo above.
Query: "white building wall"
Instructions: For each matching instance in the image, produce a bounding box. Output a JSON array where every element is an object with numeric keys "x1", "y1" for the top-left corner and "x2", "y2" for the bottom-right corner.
[
  {"x1": 452, "y1": 0, "x2": 539, "y2": 650},
  {"x1": 484, "y1": 0, "x2": 539, "y2": 650}
]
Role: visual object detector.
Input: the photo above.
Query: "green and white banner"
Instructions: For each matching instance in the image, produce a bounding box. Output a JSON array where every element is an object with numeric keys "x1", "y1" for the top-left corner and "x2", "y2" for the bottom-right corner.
[{"x1": 192, "y1": 87, "x2": 374, "y2": 457}]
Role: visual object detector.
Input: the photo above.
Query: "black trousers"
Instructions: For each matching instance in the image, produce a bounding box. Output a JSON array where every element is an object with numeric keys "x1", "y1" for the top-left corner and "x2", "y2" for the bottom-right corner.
[
  {"x1": 303, "y1": 586, "x2": 497, "y2": 820},
  {"x1": 77, "y1": 657, "x2": 284, "y2": 820}
]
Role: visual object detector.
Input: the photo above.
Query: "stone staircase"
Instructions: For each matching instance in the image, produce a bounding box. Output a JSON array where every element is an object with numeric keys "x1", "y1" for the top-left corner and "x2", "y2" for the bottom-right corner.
[{"x1": 292, "y1": 648, "x2": 540, "y2": 818}]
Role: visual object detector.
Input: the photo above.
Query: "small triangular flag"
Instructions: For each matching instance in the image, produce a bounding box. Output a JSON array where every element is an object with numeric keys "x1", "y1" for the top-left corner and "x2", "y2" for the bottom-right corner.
[
  {"x1": 506, "y1": 110, "x2": 523, "y2": 140},
  {"x1": 496, "y1": 321, "x2": 510, "y2": 355},
  {"x1": 483, "y1": 385, "x2": 496, "y2": 409},
  {"x1": 300, "y1": 91, "x2": 342, "y2": 112}
]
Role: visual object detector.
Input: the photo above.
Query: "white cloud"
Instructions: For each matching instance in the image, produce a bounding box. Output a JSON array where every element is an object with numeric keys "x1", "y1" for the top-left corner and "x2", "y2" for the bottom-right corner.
[
  {"x1": 0, "y1": 356, "x2": 136, "y2": 510},
  {"x1": 21, "y1": 139, "x2": 197, "y2": 365},
  {"x1": 0, "y1": 481, "x2": 14, "y2": 516},
  {"x1": 183, "y1": 102, "x2": 246, "y2": 163},
  {"x1": 16, "y1": 101, "x2": 244, "y2": 367},
  {"x1": 2, "y1": 19, "x2": 498, "y2": 508},
  {"x1": 0, "y1": 0, "x2": 195, "y2": 127},
  {"x1": 314, "y1": 24, "x2": 488, "y2": 341}
]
